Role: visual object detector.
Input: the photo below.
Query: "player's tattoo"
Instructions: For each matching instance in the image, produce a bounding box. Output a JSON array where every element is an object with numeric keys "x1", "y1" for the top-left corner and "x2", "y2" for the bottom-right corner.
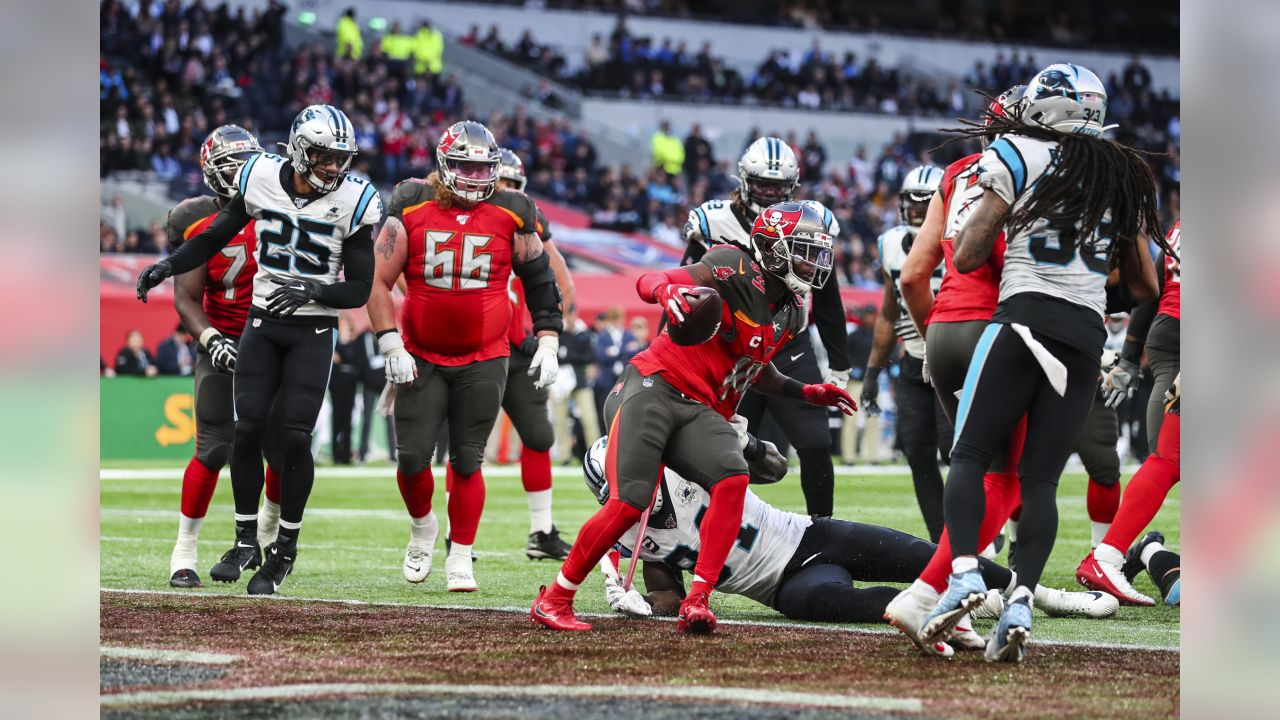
[
  {"x1": 954, "y1": 191, "x2": 1008, "y2": 273},
  {"x1": 512, "y1": 231, "x2": 545, "y2": 264},
  {"x1": 376, "y1": 218, "x2": 401, "y2": 260}
]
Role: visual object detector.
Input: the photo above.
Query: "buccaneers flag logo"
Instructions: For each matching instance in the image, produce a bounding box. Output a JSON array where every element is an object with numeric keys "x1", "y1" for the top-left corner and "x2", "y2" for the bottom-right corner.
[{"x1": 438, "y1": 125, "x2": 463, "y2": 155}]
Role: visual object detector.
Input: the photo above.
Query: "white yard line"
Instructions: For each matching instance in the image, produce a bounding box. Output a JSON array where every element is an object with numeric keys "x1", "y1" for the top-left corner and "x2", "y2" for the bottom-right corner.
[
  {"x1": 100, "y1": 588, "x2": 1179, "y2": 652},
  {"x1": 100, "y1": 646, "x2": 239, "y2": 665},
  {"x1": 99, "y1": 681, "x2": 922, "y2": 711}
]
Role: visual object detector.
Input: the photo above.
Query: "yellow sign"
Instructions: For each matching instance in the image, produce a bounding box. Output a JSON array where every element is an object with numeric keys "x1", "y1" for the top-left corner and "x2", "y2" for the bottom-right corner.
[{"x1": 154, "y1": 392, "x2": 196, "y2": 447}]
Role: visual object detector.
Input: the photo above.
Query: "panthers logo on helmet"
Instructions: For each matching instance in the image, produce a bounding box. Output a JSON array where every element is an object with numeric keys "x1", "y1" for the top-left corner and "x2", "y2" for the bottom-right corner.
[{"x1": 1033, "y1": 69, "x2": 1079, "y2": 101}]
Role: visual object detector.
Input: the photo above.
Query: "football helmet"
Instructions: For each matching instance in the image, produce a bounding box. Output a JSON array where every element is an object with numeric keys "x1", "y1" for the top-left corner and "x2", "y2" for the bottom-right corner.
[
  {"x1": 583, "y1": 437, "x2": 609, "y2": 505},
  {"x1": 736, "y1": 137, "x2": 800, "y2": 214},
  {"x1": 751, "y1": 200, "x2": 834, "y2": 296},
  {"x1": 200, "y1": 125, "x2": 262, "y2": 198},
  {"x1": 1022, "y1": 64, "x2": 1109, "y2": 137},
  {"x1": 436, "y1": 121, "x2": 501, "y2": 203},
  {"x1": 286, "y1": 104, "x2": 357, "y2": 193},
  {"x1": 983, "y1": 83, "x2": 1028, "y2": 147},
  {"x1": 899, "y1": 165, "x2": 943, "y2": 228},
  {"x1": 496, "y1": 147, "x2": 527, "y2": 192}
]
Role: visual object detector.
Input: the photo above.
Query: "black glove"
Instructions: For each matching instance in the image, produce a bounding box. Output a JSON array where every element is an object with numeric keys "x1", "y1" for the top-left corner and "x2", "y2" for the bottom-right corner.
[
  {"x1": 136, "y1": 258, "x2": 173, "y2": 302},
  {"x1": 860, "y1": 366, "x2": 882, "y2": 417},
  {"x1": 516, "y1": 334, "x2": 539, "y2": 357},
  {"x1": 266, "y1": 278, "x2": 322, "y2": 317},
  {"x1": 206, "y1": 333, "x2": 238, "y2": 373},
  {"x1": 745, "y1": 436, "x2": 788, "y2": 485}
]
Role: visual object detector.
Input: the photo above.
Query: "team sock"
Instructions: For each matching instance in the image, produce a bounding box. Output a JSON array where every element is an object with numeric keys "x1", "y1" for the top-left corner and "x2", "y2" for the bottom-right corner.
[
  {"x1": 276, "y1": 519, "x2": 300, "y2": 546},
  {"x1": 410, "y1": 512, "x2": 438, "y2": 545},
  {"x1": 1147, "y1": 549, "x2": 1181, "y2": 599},
  {"x1": 180, "y1": 457, "x2": 220, "y2": 521},
  {"x1": 922, "y1": 472, "x2": 1019, "y2": 593},
  {"x1": 264, "y1": 465, "x2": 281, "y2": 504},
  {"x1": 1101, "y1": 454, "x2": 1179, "y2": 553},
  {"x1": 547, "y1": 498, "x2": 643, "y2": 601},
  {"x1": 526, "y1": 489, "x2": 554, "y2": 535},
  {"x1": 397, "y1": 466, "x2": 435, "y2": 519},
  {"x1": 521, "y1": 447, "x2": 555, "y2": 534},
  {"x1": 690, "y1": 474, "x2": 749, "y2": 590},
  {"x1": 1087, "y1": 479, "x2": 1120, "y2": 546},
  {"x1": 446, "y1": 465, "x2": 486, "y2": 546}
]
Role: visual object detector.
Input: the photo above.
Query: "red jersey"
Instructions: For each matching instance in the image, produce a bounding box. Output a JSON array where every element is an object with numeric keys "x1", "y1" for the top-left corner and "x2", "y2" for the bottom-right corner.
[
  {"x1": 927, "y1": 153, "x2": 1006, "y2": 326},
  {"x1": 389, "y1": 180, "x2": 539, "y2": 366},
  {"x1": 1157, "y1": 221, "x2": 1181, "y2": 320},
  {"x1": 165, "y1": 195, "x2": 258, "y2": 336},
  {"x1": 506, "y1": 208, "x2": 553, "y2": 346},
  {"x1": 631, "y1": 245, "x2": 807, "y2": 418}
]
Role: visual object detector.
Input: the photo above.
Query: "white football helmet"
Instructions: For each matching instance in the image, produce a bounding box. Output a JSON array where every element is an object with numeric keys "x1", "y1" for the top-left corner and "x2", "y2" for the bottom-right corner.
[
  {"x1": 1022, "y1": 64, "x2": 1109, "y2": 137},
  {"x1": 583, "y1": 436, "x2": 609, "y2": 505},
  {"x1": 899, "y1": 165, "x2": 943, "y2": 228},
  {"x1": 737, "y1": 137, "x2": 800, "y2": 214},
  {"x1": 436, "y1": 120, "x2": 501, "y2": 203},
  {"x1": 286, "y1": 104, "x2": 357, "y2": 193}
]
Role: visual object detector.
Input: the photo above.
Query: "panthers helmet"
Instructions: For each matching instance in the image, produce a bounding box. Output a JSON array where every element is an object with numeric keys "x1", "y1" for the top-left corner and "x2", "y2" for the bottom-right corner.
[
  {"x1": 199, "y1": 124, "x2": 261, "y2": 198},
  {"x1": 1022, "y1": 64, "x2": 1109, "y2": 137},
  {"x1": 751, "y1": 200, "x2": 834, "y2": 296},
  {"x1": 496, "y1": 147, "x2": 527, "y2": 192},
  {"x1": 436, "y1": 121, "x2": 501, "y2": 203},
  {"x1": 583, "y1": 436, "x2": 610, "y2": 505},
  {"x1": 737, "y1": 137, "x2": 800, "y2": 214},
  {"x1": 286, "y1": 105, "x2": 357, "y2": 193},
  {"x1": 898, "y1": 165, "x2": 943, "y2": 228}
]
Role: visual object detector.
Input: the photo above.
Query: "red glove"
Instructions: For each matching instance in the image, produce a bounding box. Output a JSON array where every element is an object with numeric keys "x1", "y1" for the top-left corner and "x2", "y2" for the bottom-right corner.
[
  {"x1": 802, "y1": 383, "x2": 858, "y2": 416},
  {"x1": 654, "y1": 284, "x2": 700, "y2": 325}
]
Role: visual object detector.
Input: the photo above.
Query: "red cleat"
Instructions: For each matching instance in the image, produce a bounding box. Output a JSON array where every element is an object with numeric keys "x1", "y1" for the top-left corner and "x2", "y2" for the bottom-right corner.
[
  {"x1": 530, "y1": 585, "x2": 592, "y2": 631},
  {"x1": 1076, "y1": 551, "x2": 1155, "y2": 606},
  {"x1": 677, "y1": 590, "x2": 718, "y2": 635}
]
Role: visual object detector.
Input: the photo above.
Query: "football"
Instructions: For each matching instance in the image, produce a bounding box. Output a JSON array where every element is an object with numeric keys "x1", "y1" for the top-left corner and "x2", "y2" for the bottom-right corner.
[{"x1": 667, "y1": 286, "x2": 723, "y2": 346}]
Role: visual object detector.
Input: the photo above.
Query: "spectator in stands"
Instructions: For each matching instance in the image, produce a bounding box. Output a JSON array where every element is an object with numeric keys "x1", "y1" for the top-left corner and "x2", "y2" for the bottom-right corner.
[
  {"x1": 592, "y1": 307, "x2": 636, "y2": 422},
  {"x1": 150, "y1": 141, "x2": 182, "y2": 181},
  {"x1": 101, "y1": 226, "x2": 122, "y2": 254},
  {"x1": 381, "y1": 21, "x2": 413, "y2": 63},
  {"x1": 842, "y1": 305, "x2": 880, "y2": 464},
  {"x1": 800, "y1": 130, "x2": 827, "y2": 184},
  {"x1": 651, "y1": 120, "x2": 684, "y2": 177},
  {"x1": 553, "y1": 307, "x2": 601, "y2": 461},
  {"x1": 115, "y1": 330, "x2": 159, "y2": 377},
  {"x1": 629, "y1": 317, "x2": 651, "y2": 353},
  {"x1": 683, "y1": 123, "x2": 714, "y2": 185},
  {"x1": 414, "y1": 20, "x2": 444, "y2": 75},
  {"x1": 155, "y1": 323, "x2": 197, "y2": 376},
  {"x1": 336, "y1": 8, "x2": 363, "y2": 60},
  {"x1": 1123, "y1": 54, "x2": 1153, "y2": 93}
]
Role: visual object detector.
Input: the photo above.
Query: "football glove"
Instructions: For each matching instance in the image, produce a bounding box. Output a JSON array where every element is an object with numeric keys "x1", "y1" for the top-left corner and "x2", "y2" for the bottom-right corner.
[
  {"x1": 825, "y1": 367, "x2": 851, "y2": 389},
  {"x1": 1102, "y1": 357, "x2": 1141, "y2": 408},
  {"x1": 860, "y1": 367, "x2": 882, "y2": 416},
  {"x1": 802, "y1": 383, "x2": 857, "y2": 415},
  {"x1": 135, "y1": 258, "x2": 173, "y2": 302},
  {"x1": 199, "y1": 328, "x2": 237, "y2": 373},
  {"x1": 527, "y1": 334, "x2": 560, "y2": 389},
  {"x1": 516, "y1": 333, "x2": 539, "y2": 357},
  {"x1": 604, "y1": 572, "x2": 652, "y2": 618},
  {"x1": 265, "y1": 278, "x2": 322, "y2": 317},
  {"x1": 653, "y1": 283, "x2": 699, "y2": 325},
  {"x1": 729, "y1": 413, "x2": 750, "y2": 451},
  {"x1": 378, "y1": 331, "x2": 417, "y2": 385}
]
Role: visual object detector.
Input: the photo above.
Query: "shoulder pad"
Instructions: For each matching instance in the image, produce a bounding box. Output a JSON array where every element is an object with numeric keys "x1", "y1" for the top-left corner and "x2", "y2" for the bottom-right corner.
[
  {"x1": 490, "y1": 189, "x2": 538, "y2": 231},
  {"x1": 166, "y1": 195, "x2": 222, "y2": 243},
  {"x1": 389, "y1": 179, "x2": 434, "y2": 219}
]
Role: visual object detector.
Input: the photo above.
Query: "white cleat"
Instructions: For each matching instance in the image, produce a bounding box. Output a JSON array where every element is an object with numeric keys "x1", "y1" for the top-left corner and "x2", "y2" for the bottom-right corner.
[
  {"x1": 970, "y1": 588, "x2": 1006, "y2": 620},
  {"x1": 446, "y1": 553, "x2": 477, "y2": 592},
  {"x1": 1037, "y1": 586, "x2": 1120, "y2": 618},
  {"x1": 950, "y1": 614, "x2": 988, "y2": 651},
  {"x1": 884, "y1": 589, "x2": 955, "y2": 659},
  {"x1": 403, "y1": 543, "x2": 433, "y2": 584}
]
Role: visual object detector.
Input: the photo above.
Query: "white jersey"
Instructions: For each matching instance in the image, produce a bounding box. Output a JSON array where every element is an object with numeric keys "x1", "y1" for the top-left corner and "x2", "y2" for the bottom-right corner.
[
  {"x1": 617, "y1": 469, "x2": 812, "y2": 606},
  {"x1": 979, "y1": 135, "x2": 1112, "y2": 317},
  {"x1": 877, "y1": 225, "x2": 942, "y2": 359},
  {"x1": 234, "y1": 152, "x2": 384, "y2": 318}
]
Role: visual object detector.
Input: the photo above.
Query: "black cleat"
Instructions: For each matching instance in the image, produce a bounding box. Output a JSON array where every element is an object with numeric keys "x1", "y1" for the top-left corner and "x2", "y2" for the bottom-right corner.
[
  {"x1": 1122, "y1": 530, "x2": 1166, "y2": 583},
  {"x1": 444, "y1": 535, "x2": 478, "y2": 562},
  {"x1": 209, "y1": 529, "x2": 261, "y2": 583},
  {"x1": 526, "y1": 526, "x2": 572, "y2": 560},
  {"x1": 247, "y1": 542, "x2": 295, "y2": 596},
  {"x1": 169, "y1": 568, "x2": 203, "y2": 588},
  {"x1": 1007, "y1": 540, "x2": 1017, "y2": 567}
]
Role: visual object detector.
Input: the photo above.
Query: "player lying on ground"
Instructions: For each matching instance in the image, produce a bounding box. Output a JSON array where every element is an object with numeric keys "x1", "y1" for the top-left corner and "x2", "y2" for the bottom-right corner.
[{"x1": 583, "y1": 432, "x2": 1117, "y2": 656}]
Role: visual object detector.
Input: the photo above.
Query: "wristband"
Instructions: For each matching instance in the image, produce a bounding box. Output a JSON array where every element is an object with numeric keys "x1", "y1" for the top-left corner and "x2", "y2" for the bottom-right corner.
[
  {"x1": 1120, "y1": 340, "x2": 1143, "y2": 366},
  {"x1": 743, "y1": 434, "x2": 765, "y2": 462},
  {"x1": 377, "y1": 331, "x2": 406, "y2": 355},
  {"x1": 198, "y1": 327, "x2": 222, "y2": 349}
]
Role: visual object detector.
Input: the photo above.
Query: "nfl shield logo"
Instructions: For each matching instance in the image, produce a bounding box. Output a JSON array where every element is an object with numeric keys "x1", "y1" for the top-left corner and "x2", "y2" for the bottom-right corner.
[{"x1": 456, "y1": 214, "x2": 471, "y2": 225}]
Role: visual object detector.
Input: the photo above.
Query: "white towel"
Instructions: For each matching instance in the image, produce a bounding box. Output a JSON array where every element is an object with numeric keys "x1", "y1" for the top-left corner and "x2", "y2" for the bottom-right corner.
[
  {"x1": 1010, "y1": 323, "x2": 1068, "y2": 397},
  {"x1": 376, "y1": 383, "x2": 397, "y2": 416}
]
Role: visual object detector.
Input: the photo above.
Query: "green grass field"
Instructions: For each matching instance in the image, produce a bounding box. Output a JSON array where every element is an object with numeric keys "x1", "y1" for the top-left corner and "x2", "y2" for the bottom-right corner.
[{"x1": 100, "y1": 461, "x2": 1180, "y2": 648}]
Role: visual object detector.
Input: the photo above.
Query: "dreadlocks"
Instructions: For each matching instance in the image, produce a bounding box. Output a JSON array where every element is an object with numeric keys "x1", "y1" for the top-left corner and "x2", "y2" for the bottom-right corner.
[{"x1": 939, "y1": 100, "x2": 1174, "y2": 263}]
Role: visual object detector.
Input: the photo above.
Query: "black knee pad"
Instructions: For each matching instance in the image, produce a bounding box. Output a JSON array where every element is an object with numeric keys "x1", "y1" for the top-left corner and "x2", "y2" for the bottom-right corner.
[
  {"x1": 398, "y1": 451, "x2": 428, "y2": 477},
  {"x1": 198, "y1": 442, "x2": 231, "y2": 470},
  {"x1": 450, "y1": 445, "x2": 486, "y2": 477},
  {"x1": 279, "y1": 428, "x2": 313, "y2": 458},
  {"x1": 234, "y1": 419, "x2": 265, "y2": 446},
  {"x1": 518, "y1": 424, "x2": 555, "y2": 453}
]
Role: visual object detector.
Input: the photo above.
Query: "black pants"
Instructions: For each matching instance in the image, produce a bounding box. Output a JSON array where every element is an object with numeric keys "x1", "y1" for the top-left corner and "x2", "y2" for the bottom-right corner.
[
  {"x1": 328, "y1": 366, "x2": 358, "y2": 465},
  {"x1": 944, "y1": 323, "x2": 1099, "y2": 593},
  {"x1": 895, "y1": 353, "x2": 954, "y2": 542},
  {"x1": 503, "y1": 348, "x2": 554, "y2": 452},
  {"x1": 737, "y1": 333, "x2": 835, "y2": 517},
  {"x1": 1073, "y1": 393, "x2": 1120, "y2": 487},
  {"x1": 394, "y1": 356, "x2": 508, "y2": 478},
  {"x1": 772, "y1": 517, "x2": 1010, "y2": 623},
  {"x1": 358, "y1": 376, "x2": 394, "y2": 462},
  {"x1": 231, "y1": 313, "x2": 337, "y2": 535}
]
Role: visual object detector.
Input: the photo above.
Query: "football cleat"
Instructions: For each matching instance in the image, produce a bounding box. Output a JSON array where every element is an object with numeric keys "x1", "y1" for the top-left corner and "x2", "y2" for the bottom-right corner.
[
  {"x1": 883, "y1": 590, "x2": 955, "y2": 659},
  {"x1": 1037, "y1": 587, "x2": 1120, "y2": 618},
  {"x1": 677, "y1": 589, "x2": 718, "y2": 635},
  {"x1": 1077, "y1": 551, "x2": 1155, "y2": 606},
  {"x1": 526, "y1": 526, "x2": 572, "y2": 560},
  {"x1": 530, "y1": 585, "x2": 592, "y2": 631},
  {"x1": 970, "y1": 587, "x2": 1006, "y2": 620},
  {"x1": 209, "y1": 529, "x2": 261, "y2": 583},
  {"x1": 921, "y1": 569, "x2": 994, "y2": 646},
  {"x1": 985, "y1": 597, "x2": 1031, "y2": 663},
  {"x1": 403, "y1": 543, "x2": 432, "y2": 584},
  {"x1": 951, "y1": 615, "x2": 988, "y2": 651},
  {"x1": 169, "y1": 568, "x2": 203, "y2": 588},
  {"x1": 1164, "y1": 577, "x2": 1180, "y2": 606},
  {"x1": 446, "y1": 553, "x2": 477, "y2": 592},
  {"x1": 1122, "y1": 530, "x2": 1166, "y2": 583},
  {"x1": 247, "y1": 542, "x2": 295, "y2": 596}
]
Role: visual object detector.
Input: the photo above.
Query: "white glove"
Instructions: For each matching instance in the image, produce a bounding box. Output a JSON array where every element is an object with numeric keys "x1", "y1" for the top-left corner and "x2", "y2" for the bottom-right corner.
[
  {"x1": 729, "y1": 414, "x2": 750, "y2": 450},
  {"x1": 921, "y1": 355, "x2": 932, "y2": 386},
  {"x1": 604, "y1": 572, "x2": 652, "y2": 617},
  {"x1": 825, "y1": 367, "x2": 850, "y2": 389},
  {"x1": 378, "y1": 331, "x2": 417, "y2": 385},
  {"x1": 199, "y1": 328, "x2": 237, "y2": 373},
  {"x1": 528, "y1": 334, "x2": 560, "y2": 389},
  {"x1": 1102, "y1": 357, "x2": 1140, "y2": 408}
]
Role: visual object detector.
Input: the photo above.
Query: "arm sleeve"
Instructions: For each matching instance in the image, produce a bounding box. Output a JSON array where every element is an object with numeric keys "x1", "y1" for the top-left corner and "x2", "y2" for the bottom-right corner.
[
  {"x1": 636, "y1": 266, "x2": 697, "y2": 303},
  {"x1": 811, "y1": 272, "x2": 851, "y2": 371},
  {"x1": 680, "y1": 207, "x2": 710, "y2": 265},
  {"x1": 514, "y1": 251, "x2": 564, "y2": 333},
  {"x1": 166, "y1": 194, "x2": 252, "y2": 275},
  {"x1": 977, "y1": 138, "x2": 1023, "y2": 206},
  {"x1": 315, "y1": 225, "x2": 374, "y2": 309}
]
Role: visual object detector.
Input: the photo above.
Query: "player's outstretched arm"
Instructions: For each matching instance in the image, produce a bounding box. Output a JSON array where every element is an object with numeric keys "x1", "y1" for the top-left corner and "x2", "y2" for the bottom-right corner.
[
  {"x1": 900, "y1": 193, "x2": 945, "y2": 337},
  {"x1": 137, "y1": 195, "x2": 252, "y2": 301},
  {"x1": 860, "y1": 277, "x2": 899, "y2": 416},
  {"x1": 953, "y1": 190, "x2": 1009, "y2": 274},
  {"x1": 636, "y1": 263, "x2": 713, "y2": 325},
  {"x1": 368, "y1": 216, "x2": 415, "y2": 385},
  {"x1": 752, "y1": 362, "x2": 857, "y2": 415},
  {"x1": 1118, "y1": 231, "x2": 1159, "y2": 304}
]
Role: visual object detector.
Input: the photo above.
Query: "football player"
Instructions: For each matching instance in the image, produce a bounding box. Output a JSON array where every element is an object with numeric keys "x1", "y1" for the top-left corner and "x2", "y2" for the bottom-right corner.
[
  {"x1": 583, "y1": 434, "x2": 1116, "y2": 655},
  {"x1": 530, "y1": 201, "x2": 856, "y2": 634},
  {"x1": 921, "y1": 65, "x2": 1165, "y2": 662},
  {"x1": 861, "y1": 165, "x2": 953, "y2": 542},
  {"x1": 495, "y1": 148, "x2": 576, "y2": 561},
  {"x1": 681, "y1": 138, "x2": 851, "y2": 518},
  {"x1": 165, "y1": 125, "x2": 284, "y2": 588},
  {"x1": 369, "y1": 122, "x2": 564, "y2": 592},
  {"x1": 138, "y1": 104, "x2": 384, "y2": 596}
]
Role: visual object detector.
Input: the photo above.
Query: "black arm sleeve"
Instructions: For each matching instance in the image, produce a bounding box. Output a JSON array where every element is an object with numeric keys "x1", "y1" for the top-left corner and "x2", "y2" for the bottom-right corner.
[
  {"x1": 679, "y1": 237, "x2": 707, "y2": 267},
  {"x1": 167, "y1": 194, "x2": 251, "y2": 275},
  {"x1": 811, "y1": 274, "x2": 851, "y2": 371},
  {"x1": 514, "y1": 251, "x2": 564, "y2": 334},
  {"x1": 316, "y1": 225, "x2": 374, "y2": 309}
]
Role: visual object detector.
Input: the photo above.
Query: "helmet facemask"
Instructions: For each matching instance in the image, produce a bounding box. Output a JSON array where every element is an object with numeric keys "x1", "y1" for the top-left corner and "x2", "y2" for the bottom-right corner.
[
  {"x1": 441, "y1": 157, "x2": 499, "y2": 202},
  {"x1": 436, "y1": 121, "x2": 501, "y2": 203},
  {"x1": 899, "y1": 192, "x2": 932, "y2": 228},
  {"x1": 753, "y1": 202, "x2": 834, "y2": 297},
  {"x1": 199, "y1": 125, "x2": 261, "y2": 198},
  {"x1": 299, "y1": 142, "x2": 355, "y2": 193}
]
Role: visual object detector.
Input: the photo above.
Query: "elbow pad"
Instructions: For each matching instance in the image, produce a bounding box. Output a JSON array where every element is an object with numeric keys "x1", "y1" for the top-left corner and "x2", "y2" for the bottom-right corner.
[{"x1": 514, "y1": 252, "x2": 564, "y2": 334}]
